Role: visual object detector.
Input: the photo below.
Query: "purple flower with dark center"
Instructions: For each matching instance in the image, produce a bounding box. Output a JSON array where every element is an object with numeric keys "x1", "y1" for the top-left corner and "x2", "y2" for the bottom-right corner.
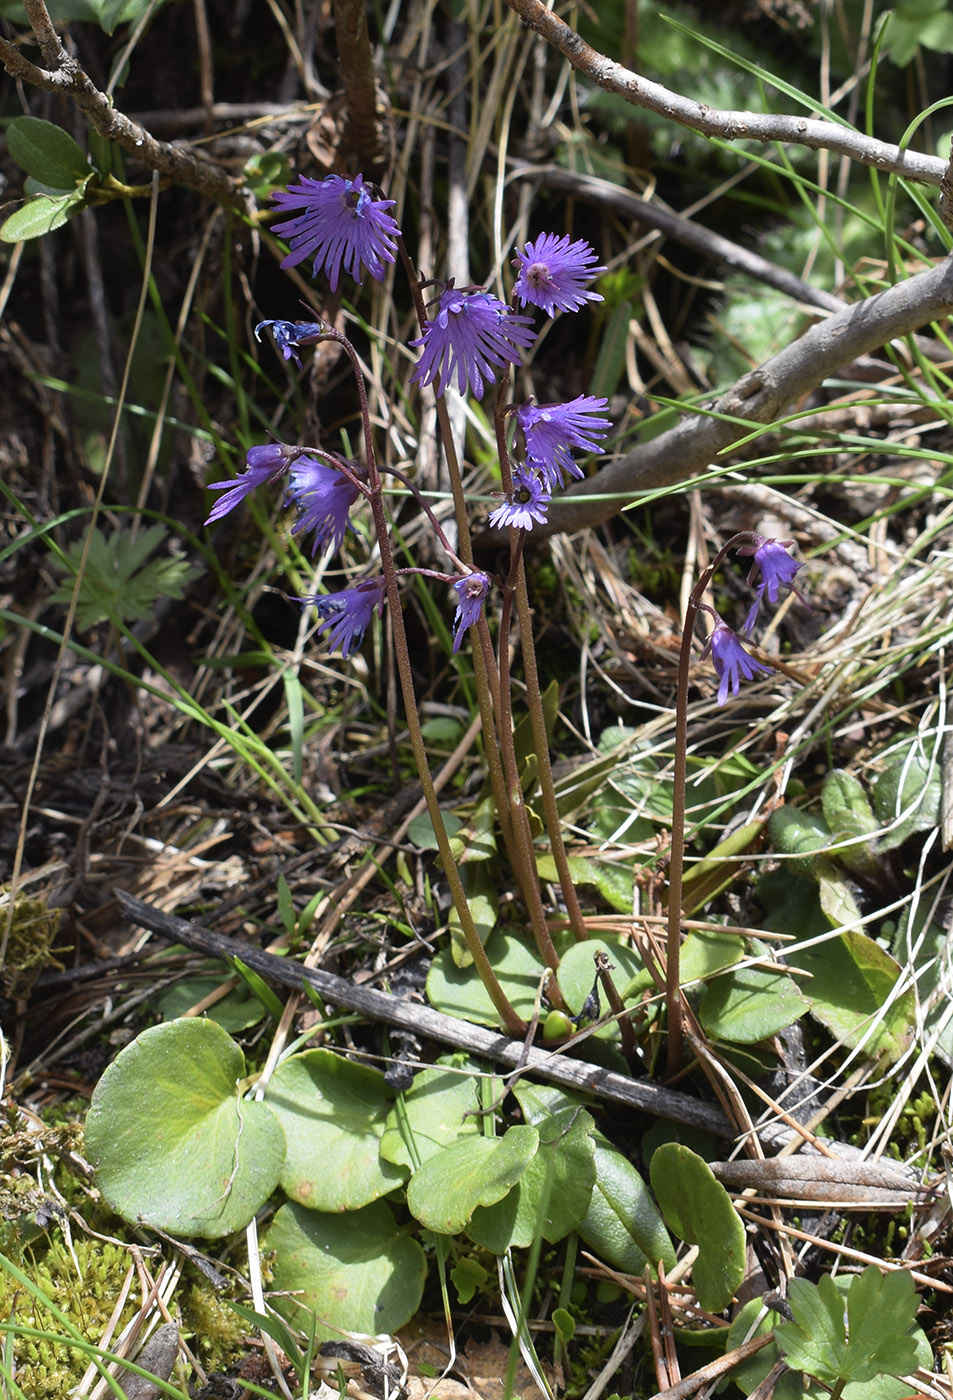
[
  {"x1": 738, "y1": 537, "x2": 810, "y2": 634},
  {"x1": 487, "y1": 468, "x2": 551, "y2": 531},
  {"x1": 205, "y1": 442, "x2": 295, "y2": 524},
  {"x1": 451, "y1": 571, "x2": 491, "y2": 653},
  {"x1": 516, "y1": 395, "x2": 612, "y2": 488},
  {"x1": 255, "y1": 319, "x2": 326, "y2": 369},
  {"x1": 512, "y1": 233, "x2": 606, "y2": 316},
  {"x1": 300, "y1": 577, "x2": 387, "y2": 657},
  {"x1": 286, "y1": 456, "x2": 362, "y2": 556},
  {"x1": 704, "y1": 619, "x2": 774, "y2": 706},
  {"x1": 410, "y1": 287, "x2": 536, "y2": 398},
  {"x1": 270, "y1": 173, "x2": 401, "y2": 291}
]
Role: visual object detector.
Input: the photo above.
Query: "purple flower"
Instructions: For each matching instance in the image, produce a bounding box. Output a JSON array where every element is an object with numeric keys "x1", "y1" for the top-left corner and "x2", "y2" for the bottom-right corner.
[
  {"x1": 451, "y1": 572, "x2": 491, "y2": 652},
  {"x1": 205, "y1": 443, "x2": 295, "y2": 524},
  {"x1": 255, "y1": 319, "x2": 326, "y2": 369},
  {"x1": 738, "y1": 537, "x2": 809, "y2": 634},
  {"x1": 488, "y1": 468, "x2": 551, "y2": 531},
  {"x1": 705, "y1": 620, "x2": 774, "y2": 706},
  {"x1": 300, "y1": 577, "x2": 387, "y2": 657},
  {"x1": 270, "y1": 173, "x2": 401, "y2": 292},
  {"x1": 516, "y1": 395, "x2": 611, "y2": 488},
  {"x1": 512, "y1": 233, "x2": 606, "y2": 316},
  {"x1": 286, "y1": 456, "x2": 361, "y2": 556},
  {"x1": 410, "y1": 287, "x2": 536, "y2": 398}
]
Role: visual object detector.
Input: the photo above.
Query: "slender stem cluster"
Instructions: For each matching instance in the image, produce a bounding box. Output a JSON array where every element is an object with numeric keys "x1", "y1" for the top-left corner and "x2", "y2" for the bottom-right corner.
[{"x1": 208, "y1": 169, "x2": 810, "y2": 1066}]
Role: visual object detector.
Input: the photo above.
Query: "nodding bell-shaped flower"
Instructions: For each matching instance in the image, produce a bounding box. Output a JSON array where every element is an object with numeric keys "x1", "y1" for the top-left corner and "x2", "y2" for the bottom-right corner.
[
  {"x1": 451, "y1": 571, "x2": 491, "y2": 653},
  {"x1": 410, "y1": 286, "x2": 536, "y2": 399},
  {"x1": 487, "y1": 467, "x2": 551, "y2": 531},
  {"x1": 512, "y1": 233, "x2": 606, "y2": 316},
  {"x1": 204, "y1": 442, "x2": 298, "y2": 524},
  {"x1": 254, "y1": 319, "x2": 327, "y2": 369},
  {"x1": 298, "y1": 577, "x2": 387, "y2": 658},
  {"x1": 737, "y1": 536, "x2": 809, "y2": 634},
  {"x1": 270, "y1": 173, "x2": 401, "y2": 291},
  {"x1": 702, "y1": 615, "x2": 774, "y2": 706}
]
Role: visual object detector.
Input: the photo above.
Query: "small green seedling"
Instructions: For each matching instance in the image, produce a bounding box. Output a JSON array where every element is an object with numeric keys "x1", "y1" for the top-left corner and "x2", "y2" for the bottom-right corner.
[{"x1": 774, "y1": 1266, "x2": 924, "y2": 1398}]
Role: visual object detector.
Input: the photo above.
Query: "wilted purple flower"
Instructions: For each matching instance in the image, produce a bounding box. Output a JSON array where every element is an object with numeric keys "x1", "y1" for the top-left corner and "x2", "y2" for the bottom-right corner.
[
  {"x1": 300, "y1": 577, "x2": 387, "y2": 657},
  {"x1": 410, "y1": 287, "x2": 536, "y2": 398},
  {"x1": 488, "y1": 468, "x2": 551, "y2": 531},
  {"x1": 738, "y1": 537, "x2": 809, "y2": 634},
  {"x1": 286, "y1": 456, "x2": 362, "y2": 556},
  {"x1": 205, "y1": 443, "x2": 295, "y2": 524},
  {"x1": 270, "y1": 173, "x2": 401, "y2": 291},
  {"x1": 704, "y1": 619, "x2": 774, "y2": 706},
  {"x1": 516, "y1": 395, "x2": 611, "y2": 488},
  {"x1": 512, "y1": 233, "x2": 606, "y2": 316},
  {"x1": 451, "y1": 571, "x2": 491, "y2": 652},
  {"x1": 255, "y1": 319, "x2": 326, "y2": 369}
]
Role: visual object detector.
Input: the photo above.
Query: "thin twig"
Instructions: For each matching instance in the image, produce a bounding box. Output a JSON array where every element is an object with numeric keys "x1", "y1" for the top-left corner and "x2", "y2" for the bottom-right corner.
[
  {"x1": 528, "y1": 253, "x2": 953, "y2": 537},
  {"x1": 0, "y1": 0, "x2": 241, "y2": 206},
  {"x1": 503, "y1": 0, "x2": 946, "y2": 186}
]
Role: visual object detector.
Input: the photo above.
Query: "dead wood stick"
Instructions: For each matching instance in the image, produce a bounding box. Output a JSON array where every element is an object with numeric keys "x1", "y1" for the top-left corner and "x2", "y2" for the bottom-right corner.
[{"x1": 114, "y1": 889, "x2": 731, "y2": 1136}]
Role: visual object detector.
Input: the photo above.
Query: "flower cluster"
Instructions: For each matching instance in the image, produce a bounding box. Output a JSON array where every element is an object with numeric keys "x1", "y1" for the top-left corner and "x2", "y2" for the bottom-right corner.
[
  {"x1": 700, "y1": 535, "x2": 809, "y2": 706},
  {"x1": 204, "y1": 170, "x2": 614, "y2": 653}
]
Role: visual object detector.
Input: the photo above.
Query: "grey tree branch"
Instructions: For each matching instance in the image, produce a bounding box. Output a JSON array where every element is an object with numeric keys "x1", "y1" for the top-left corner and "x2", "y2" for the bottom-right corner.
[
  {"x1": 114, "y1": 888, "x2": 732, "y2": 1137},
  {"x1": 504, "y1": 0, "x2": 947, "y2": 187},
  {"x1": 534, "y1": 253, "x2": 953, "y2": 538},
  {"x1": 1, "y1": 0, "x2": 242, "y2": 206},
  {"x1": 510, "y1": 162, "x2": 845, "y2": 314}
]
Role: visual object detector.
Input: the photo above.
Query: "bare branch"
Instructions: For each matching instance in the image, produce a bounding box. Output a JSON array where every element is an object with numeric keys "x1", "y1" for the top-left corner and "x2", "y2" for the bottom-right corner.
[
  {"x1": 1, "y1": 0, "x2": 242, "y2": 207},
  {"x1": 510, "y1": 161, "x2": 845, "y2": 314},
  {"x1": 532, "y1": 254, "x2": 953, "y2": 538},
  {"x1": 505, "y1": 0, "x2": 946, "y2": 187}
]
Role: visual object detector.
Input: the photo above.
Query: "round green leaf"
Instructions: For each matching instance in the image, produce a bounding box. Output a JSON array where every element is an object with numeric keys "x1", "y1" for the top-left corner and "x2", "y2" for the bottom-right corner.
[
  {"x1": 380, "y1": 1062, "x2": 482, "y2": 1170},
  {"x1": 85, "y1": 1018, "x2": 285, "y2": 1238},
  {"x1": 467, "y1": 1105, "x2": 595, "y2": 1252},
  {"x1": 266, "y1": 1199, "x2": 426, "y2": 1342},
  {"x1": 427, "y1": 932, "x2": 548, "y2": 1026},
  {"x1": 7, "y1": 117, "x2": 93, "y2": 188},
  {"x1": 650, "y1": 1144, "x2": 745, "y2": 1313},
  {"x1": 157, "y1": 971, "x2": 265, "y2": 1031},
  {"x1": 406, "y1": 1125, "x2": 539, "y2": 1234},
  {"x1": 266, "y1": 1049, "x2": 406, "y2": 1211},
  {"x1": 556, "y1": 939, "x2": 644, "y2": 1039},
  {"x1": 699, "y1": 963, "x2": 807, "y2": 1043}
]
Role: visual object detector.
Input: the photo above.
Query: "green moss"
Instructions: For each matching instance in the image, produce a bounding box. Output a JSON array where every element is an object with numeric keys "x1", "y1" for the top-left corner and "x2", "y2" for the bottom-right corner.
[
  {"x1": 0, "y1": 1235, "x2": 141, "y2": 1398},
  {"x1": 0, "y1": 892, "x2": 64, "y2": 999},
  {"x1": 179, "y1": 1276, "x2": 248, "y2": 1373}
]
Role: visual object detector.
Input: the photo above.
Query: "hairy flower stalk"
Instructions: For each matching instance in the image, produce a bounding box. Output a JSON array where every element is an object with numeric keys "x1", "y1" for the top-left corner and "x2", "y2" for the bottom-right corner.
[
  {"x1": 232, "y1": 181, "x2": 618, "y2": 1032},
  {"x1": 665, "y1": 532, "x2": 806, "y2": 1076},
  {"x1": 493, "y1": 370, "x2": 591, "y2": 950}
]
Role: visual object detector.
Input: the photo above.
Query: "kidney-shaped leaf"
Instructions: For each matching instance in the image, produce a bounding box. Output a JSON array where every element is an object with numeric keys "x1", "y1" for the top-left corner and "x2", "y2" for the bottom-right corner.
[
  {"x1": 85, "y1": 1018, "x2": 285, "y2": 1238},
  {"x1": 379, "y1": 1062, "x2": 482, "y2": 1170},
  {"x1": 266, "y1": 1049, "x2": 406, "y2": 1211},
  {"x1": 650, "y1": 1144, "x2": 745, "y2": 1313},
  {"x1": 266, "y1": 1199, "x2": 426, "y2": 1342},
  {"x1": 467, "y1": 1106, "x2": 596, "y2": 1253},
  {"x1": 407, "y1": 1125, "x2": 538, "y2": 1234}
]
